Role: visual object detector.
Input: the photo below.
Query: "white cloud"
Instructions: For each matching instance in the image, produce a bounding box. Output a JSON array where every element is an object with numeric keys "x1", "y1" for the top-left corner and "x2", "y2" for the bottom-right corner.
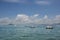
[
  {"x1": 43, "y1": 15, "x2": 48, "y2": 19},
  {"x1": 1, "y1": 0, "x2": 51, "y2": 5},
  {"x1": 53, "y1": 15, "x2": 60, "y2": 23},
  {"x1": 0, "y1": 17, "x2": 11, "y2": 25},
  {"x1": 2, "y1": 0, "x2": 27, "y2": 3},
  {"x1": 3, "y1": 0, "x2": 20, "y2": 3},
  {"x1": 0, "y1": 14, "x2": 60, "y2": 25},
  {"x1": 32, "y1": 14, "x2": 39, "y2": 17},
  {"x1": 11, "y1": 14, "x2": 40, "y2": 24},
  {"x1": 55, "y1": 15, "x2": 60, "y2": 20},
  {"x1": 15, "y1": 14, "x2": 29, "y2": 24},
  {"x1": 35, "y1": 1, "x2": 51, "y2": 5}
]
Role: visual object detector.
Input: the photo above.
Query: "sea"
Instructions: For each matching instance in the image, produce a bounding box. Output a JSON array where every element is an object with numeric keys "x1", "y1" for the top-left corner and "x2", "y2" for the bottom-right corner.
[{"x1": 0, "y1": 25, "x2": 60, "y2": 40}]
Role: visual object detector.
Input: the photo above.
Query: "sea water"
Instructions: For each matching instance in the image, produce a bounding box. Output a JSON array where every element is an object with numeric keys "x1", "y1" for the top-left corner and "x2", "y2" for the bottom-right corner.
[{"x1": 0, "y1": 25, "x2": 60, "y2": 40}]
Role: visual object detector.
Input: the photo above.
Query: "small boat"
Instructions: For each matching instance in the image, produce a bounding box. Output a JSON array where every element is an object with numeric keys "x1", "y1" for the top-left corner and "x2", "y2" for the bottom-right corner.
[
  {"x1": 29, "y1": 25, "x2": 35, "y2": 28},
  {"x1": 46, "y1": 26, "x2": 53, "y2": 29},
  {"x1": 9, "y1": 24, "x2": 13, "y2": 25}
]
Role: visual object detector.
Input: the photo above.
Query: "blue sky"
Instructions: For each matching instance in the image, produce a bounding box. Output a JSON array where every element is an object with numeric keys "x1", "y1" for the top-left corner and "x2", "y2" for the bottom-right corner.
[
  {"x1": 0, "y1": 0, "x2": 60, "y2": 25},
  {"x1": 0, "y1": 0, "x2": 60, "y2": 18}
]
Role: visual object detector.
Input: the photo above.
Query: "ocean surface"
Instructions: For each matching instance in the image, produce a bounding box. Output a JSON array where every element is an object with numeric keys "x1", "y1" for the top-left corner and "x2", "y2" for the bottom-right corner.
[{"x1": 0, "y1": 25, "x2": 60, "y2": 40}]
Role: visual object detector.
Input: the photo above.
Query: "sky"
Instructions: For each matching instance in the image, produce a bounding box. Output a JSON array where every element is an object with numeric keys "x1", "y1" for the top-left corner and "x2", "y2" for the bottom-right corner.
[{"x1": 0, "y1": 0, "x2": 60, "y2": 25}]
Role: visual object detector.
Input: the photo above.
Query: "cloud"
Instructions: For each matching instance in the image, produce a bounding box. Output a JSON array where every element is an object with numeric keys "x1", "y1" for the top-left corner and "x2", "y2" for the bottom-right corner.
[
  {"x1": 0, "y1": 14, "x2": 60, "y2": 25},
  {"x1": 1, "y1": 0, "x2": 27, "y2": 3},
  {"x1": 0, "y1": 17, "x2": 11, "y2": 25},
  {"x1": 32, "y1": 14, "x2": 39, "y2": 17},
  {"x1": 14, "y1": 14, "x2": 29, "y2": 24},
  {"x1": 35, "y1": 1, "x2": 51, "y2": 5},
  {"x1": 3, "y1": 0, "x2": 20, "y2": 3},
  {"x1": 12, "y1": 14, "x2": 60, "y2": 24},
  {"x1": 1, "y1": 0, "x2": 51, "y2": 5},
  {"x1": 43, "y1": 15, "x2": 48, "y2": 19},
  {"x1": 53, "y1": 15, "x2": 60, "y2": 23}
]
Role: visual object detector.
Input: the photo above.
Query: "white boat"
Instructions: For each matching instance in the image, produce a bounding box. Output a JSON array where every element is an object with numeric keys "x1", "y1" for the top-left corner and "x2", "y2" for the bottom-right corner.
[
  {"x1": 30, "y1": 25, "x2": 35, "y2": 28},
  {"x1": 46, "y1": 26, "x2": 53, "y2": 29}
]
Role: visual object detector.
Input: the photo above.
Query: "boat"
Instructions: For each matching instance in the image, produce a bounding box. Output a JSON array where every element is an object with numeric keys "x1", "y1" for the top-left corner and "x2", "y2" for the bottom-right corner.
[
  {"x1": 46, "y1": 26, "x2": 53, "y2": 29},
  {"x1": 29, "y1": 25, "x2": 36, "y2": 28},
  {"x1": 8, "y1": 24, "x2": 14, "y2": 25}
]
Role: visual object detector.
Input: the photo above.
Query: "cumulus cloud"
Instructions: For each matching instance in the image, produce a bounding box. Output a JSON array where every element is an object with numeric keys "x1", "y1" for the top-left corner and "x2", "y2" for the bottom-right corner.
[
  {"x1": 53, "y1": 15, "x2": 60, "y2": 23},
  {"x1": 1, "y1": 0, "x2": 51, "y2": 5},
  {"x1": 35, "y1": 1, "x2": 51, "y2": 5},
  {"x1": 43, "y1": 15, "x2": 48, "y2": 19},
  {"x1": 32, "y1": 14, "x2": 39, "y2": 18},
  {"x1": 0, "y1": 14, "x2": 60, "y2": 25},
  {"x1": 0, "y1": 17, "x2": 11, "y2": 25},
  {"x1": 13, "y1": 14, "x2": 29, "y2": 24},
  {"x1": 1, "y1": 0, "x2": 27, "y2": 3}
]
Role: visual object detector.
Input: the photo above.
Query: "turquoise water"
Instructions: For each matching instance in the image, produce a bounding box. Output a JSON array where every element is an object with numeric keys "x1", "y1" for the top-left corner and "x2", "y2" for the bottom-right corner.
[{"x1": 0, "y1": 25, "x2": 60, "y2": 40}]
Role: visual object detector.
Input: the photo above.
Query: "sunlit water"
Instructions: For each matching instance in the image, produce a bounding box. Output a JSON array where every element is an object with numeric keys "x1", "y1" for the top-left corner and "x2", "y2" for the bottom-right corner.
[{"x1": 0, "y1": 25, "x2": 60, "y2": 40}]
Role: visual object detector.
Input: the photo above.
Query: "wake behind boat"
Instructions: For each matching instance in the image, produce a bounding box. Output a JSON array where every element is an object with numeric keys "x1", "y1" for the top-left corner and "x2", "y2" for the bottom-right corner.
[{"x1": 25, "y1": 25, "x2": 36, "y2": 28}]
